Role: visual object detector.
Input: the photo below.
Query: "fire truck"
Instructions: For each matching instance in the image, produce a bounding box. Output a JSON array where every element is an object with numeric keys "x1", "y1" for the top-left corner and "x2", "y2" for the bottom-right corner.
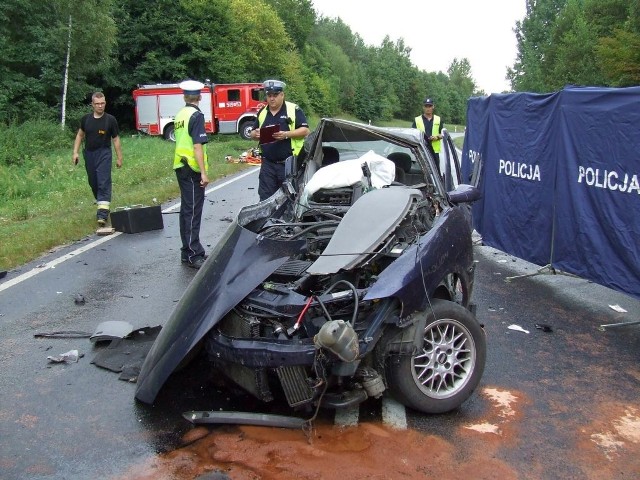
[{"x1": 133, "y1": 82, "x2": 265, "y2": 141}]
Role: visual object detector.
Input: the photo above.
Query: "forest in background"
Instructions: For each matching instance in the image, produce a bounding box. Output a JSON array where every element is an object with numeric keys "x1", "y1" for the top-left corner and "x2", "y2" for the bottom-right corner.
[
  {"x1": 509, "y1": 0, "x2": 640, "y2": 92},
  {"x1": 1, "y1": 0, "x2": 639, "y2": 139}
]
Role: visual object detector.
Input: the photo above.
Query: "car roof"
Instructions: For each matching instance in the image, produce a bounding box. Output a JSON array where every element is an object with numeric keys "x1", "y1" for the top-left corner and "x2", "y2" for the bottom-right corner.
[{"x1": 310, "y1": 118, "x2": 424, "y2": 147}]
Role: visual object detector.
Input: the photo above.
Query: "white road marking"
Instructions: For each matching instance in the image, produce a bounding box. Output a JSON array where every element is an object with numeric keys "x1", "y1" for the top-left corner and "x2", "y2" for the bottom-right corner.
[{"x1": 0, "y1": 168, "x2": 259, "y2": 293}]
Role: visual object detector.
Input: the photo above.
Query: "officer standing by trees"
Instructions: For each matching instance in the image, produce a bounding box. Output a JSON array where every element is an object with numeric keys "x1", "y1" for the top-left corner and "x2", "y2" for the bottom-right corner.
[
  {"x1": 250, "y1": 79, "x2": 310, "y2": 201},
  {"x1": 72, "y1": 92, "x2": 123, "y2": 229},
  {"x1": 173, "y1": 80, "x2": 210, "y2": 269},
  {"x1": 412, "y1": 97, "x2": 444, "y2": 174}
]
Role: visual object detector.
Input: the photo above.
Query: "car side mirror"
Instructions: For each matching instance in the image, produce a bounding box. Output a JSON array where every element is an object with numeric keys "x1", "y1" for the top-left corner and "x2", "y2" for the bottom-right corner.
[{"x1": 447, "y1": 184, "x2": 481, "y2": 204}]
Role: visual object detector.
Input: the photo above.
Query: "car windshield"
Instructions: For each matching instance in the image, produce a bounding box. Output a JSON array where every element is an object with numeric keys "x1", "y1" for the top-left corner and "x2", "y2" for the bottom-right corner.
[{"x1": 323, "y1": 139, "x2": 412, "y2": 162}]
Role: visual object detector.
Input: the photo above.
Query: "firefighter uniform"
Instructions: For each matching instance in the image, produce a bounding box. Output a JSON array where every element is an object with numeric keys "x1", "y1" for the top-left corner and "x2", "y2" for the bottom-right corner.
[
  {"x1": 252, "y1": 80, "x2": 309, "y2": 201},
  {"x1": 79, "y1": 113, "x2": 120, "y2": 224},
  {"x1": 174, "y1": 80, "x2": 209, "y2": 268}
]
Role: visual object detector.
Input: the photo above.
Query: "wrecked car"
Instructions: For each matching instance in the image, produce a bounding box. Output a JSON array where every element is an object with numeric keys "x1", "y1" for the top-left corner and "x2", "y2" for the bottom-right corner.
[{"x1": 136, "y1": 118, "x2": 485, "y2": 415}]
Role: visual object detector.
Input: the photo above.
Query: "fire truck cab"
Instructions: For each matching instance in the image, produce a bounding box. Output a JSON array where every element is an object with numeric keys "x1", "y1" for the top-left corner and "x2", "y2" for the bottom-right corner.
[{"x1": 133, "y1": 82, "x2": 264, "y2": 141}]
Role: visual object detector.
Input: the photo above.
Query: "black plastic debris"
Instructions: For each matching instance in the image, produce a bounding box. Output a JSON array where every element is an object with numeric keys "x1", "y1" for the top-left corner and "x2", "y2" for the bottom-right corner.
[
  {"x1": 91, "y1": 326, "x2": 162, "y2": 382},
  {"x1": 535, "y1": 323, "x2": 553, "y2": 332}
]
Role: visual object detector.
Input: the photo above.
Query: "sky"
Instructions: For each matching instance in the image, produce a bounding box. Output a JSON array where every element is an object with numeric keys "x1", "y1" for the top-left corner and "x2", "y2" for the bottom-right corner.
[{"x1": 311, "y1": 0, "x2": 528, "y2": 94}]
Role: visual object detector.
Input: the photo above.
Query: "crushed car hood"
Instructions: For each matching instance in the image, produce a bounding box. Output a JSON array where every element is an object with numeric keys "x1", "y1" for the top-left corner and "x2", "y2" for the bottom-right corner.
[{"x1": 135, "y1": 221, "x2": 305, "y2": 404}]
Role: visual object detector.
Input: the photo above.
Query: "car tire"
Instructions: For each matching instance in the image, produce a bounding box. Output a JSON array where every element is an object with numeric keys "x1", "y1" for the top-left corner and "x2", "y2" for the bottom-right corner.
[
  {"x1": 163, "y1": 124, "x2": 175, "y2": 142},
  {"x1": 386, "y1": 298, "x2": 486, "y2": 414},
  {"x1": 238, "y1": 120, "x2": 254, "y2": 140}
]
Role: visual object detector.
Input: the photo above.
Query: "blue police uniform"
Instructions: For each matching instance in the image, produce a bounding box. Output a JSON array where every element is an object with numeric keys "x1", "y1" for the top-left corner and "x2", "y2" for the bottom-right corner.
[
  {"x1": 174, "y1": 80, "x2": 209, "y2": 268},
  {"x1": 252, "y1": 80, "x2": 309, "y2": 200}
]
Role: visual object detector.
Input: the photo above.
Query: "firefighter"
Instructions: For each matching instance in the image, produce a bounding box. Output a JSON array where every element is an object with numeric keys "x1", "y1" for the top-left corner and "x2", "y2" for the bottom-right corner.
[
  {"x1": 250, "y1": 79, "x2": 310, "y2": 201},
  {"x1": 174, "y1": 80, "x2": 210, "y2": 269},
  {"x1": 412, "y1": 97, "x2": 444, "y2": 174},
  {"x1": 72, "y1": 92, "x2": 123, "y2": 228}
]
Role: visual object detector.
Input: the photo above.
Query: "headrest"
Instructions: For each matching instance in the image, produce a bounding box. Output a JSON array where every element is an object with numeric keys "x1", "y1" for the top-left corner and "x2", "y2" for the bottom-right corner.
[{"x1": 386, "y1": 152, "x2": 412, "y2": 173}]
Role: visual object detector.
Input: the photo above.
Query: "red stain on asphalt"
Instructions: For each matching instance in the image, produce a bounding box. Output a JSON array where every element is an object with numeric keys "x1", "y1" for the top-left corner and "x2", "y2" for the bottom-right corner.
[
  {"x1": 118, "y1": 421, "x2": 518, "y2": 480},
  {"x1": 574, "y1": 402, "x2": 640, "y2": 479}
]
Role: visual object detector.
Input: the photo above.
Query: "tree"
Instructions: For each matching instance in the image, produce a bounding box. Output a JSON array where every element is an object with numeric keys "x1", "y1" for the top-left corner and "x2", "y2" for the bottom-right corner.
[
  {"x1": 544, "y1": 0, "x2": 606, "y2": 89},
  {"x1": 0, "y1": 0, "x2": 116, "y2": 124},
  {"x1": 507, "y1": 0, "x2": 567, "y2": 92},
  {"x1": 269, "y1": 0, "x2": 315, "y2": 51},
  {"x1": 595, "y1": 0, "x2": 640, "y2": 86}
]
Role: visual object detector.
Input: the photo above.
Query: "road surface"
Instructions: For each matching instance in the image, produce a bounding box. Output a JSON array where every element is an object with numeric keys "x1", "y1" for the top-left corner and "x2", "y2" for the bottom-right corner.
[{"x1": 0, "y1": 167, "x2": 638, "y2": 479}]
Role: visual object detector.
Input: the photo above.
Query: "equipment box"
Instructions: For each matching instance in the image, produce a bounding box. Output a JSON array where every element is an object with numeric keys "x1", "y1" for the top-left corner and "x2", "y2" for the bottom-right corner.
[{"x1": 111, "y1": 205, "x2": 163, "y2": 234}]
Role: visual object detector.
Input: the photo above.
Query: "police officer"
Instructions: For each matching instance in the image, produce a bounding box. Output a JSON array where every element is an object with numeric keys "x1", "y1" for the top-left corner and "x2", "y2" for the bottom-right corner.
[
  {"x1": 250, "y1": 79, "x2": 310, "y2": 201},
  {"x1": 174, "y1": 80, "x2": 210, "y2": 269},
  {"x1": 412, "y1": 97, "x2": 444, "y2": 173}
]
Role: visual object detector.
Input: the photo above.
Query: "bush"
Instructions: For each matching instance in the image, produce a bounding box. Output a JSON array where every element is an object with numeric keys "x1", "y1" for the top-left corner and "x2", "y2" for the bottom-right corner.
[{"x1": 0, "y1": 120, "x2": 74, "y2": 166}]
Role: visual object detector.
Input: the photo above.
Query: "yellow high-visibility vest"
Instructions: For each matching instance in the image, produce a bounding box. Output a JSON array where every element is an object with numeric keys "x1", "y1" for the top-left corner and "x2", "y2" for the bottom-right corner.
[
  {"x1": 258, "y1": 101, "x2": 303, "y2": 155},
  {"x1": 173, "y1": 106, "x2": 208, "y2": 172},
  {"x1": 414, "y1": 114, "x2": 441, "y2": 153}
]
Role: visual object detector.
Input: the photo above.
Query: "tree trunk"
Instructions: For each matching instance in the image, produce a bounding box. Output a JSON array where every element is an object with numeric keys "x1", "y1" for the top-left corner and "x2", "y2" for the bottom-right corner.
[{"x1": 61, "y1": 14, "x2": 72, "y2": 128}]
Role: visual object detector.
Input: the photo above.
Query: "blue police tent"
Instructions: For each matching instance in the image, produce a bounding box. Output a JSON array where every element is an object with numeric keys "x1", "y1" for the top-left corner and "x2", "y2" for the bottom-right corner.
[{"x1": 462, "y1": 86, "x2": 640, "y2": 299}]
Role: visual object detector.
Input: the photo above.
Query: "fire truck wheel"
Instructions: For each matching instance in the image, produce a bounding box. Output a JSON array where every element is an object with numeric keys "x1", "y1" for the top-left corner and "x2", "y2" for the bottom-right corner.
[
  {"x1": 238, "y1": 120, "x2": 254, "y2": 141},
  {"x1": 163, "y1": 124, "x2": 176, "y2": 142}
]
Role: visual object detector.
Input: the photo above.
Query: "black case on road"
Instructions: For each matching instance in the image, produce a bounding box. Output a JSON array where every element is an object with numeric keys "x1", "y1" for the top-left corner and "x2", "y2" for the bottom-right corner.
[{"x1": 111, "y1": 205, "x2": 163, "y2": 234}]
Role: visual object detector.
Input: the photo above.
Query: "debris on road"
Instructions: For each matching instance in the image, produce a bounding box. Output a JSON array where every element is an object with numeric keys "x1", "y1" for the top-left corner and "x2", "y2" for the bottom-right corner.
[
  {"x1": 47, "y1": 350, "x2": 83, "y2": 363},
  {"x1": 508, "y1": 324, "x2": 530, "y2": 334},
  {"x1": 34, "y1": 331, "x2": 92, "y2": 339},
  {"x1": 90, "y1": 320, "x2": 134, "y2": 343},
  {"x1": 535, "y1": 323, "x2": 553, "y2": 332},
  {"x1": 609, "y1": 304, "x2": 627, "y2": 313}
]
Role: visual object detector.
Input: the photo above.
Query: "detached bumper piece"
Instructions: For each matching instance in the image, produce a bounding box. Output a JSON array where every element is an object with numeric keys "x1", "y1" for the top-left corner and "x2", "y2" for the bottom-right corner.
[{"x1": 183, "y1": 411, "x2": 305, "y2": 429}]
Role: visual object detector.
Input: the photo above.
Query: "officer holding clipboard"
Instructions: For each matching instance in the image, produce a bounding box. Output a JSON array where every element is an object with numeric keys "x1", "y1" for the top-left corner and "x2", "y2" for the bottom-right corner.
[{"x1": 250, "y1": 79, "x2": 310, "y2": 201}]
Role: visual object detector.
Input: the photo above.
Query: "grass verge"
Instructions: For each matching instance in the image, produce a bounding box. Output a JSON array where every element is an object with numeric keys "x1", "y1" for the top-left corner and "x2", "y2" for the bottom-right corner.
[{"x1": 0, "y1": 135, "x2": 254, "y2": 271}]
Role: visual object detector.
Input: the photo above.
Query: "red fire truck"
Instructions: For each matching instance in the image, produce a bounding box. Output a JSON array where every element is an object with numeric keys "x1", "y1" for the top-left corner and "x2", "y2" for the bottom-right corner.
[{"x1": 133, "y1": 82, "x2": 265, "y2": 141}]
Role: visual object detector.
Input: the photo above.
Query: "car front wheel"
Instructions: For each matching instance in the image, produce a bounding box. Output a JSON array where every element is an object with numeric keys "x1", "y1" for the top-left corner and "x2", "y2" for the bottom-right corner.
[{"x1": 386, "y1": 299, "x2": 486, "y2": 414}]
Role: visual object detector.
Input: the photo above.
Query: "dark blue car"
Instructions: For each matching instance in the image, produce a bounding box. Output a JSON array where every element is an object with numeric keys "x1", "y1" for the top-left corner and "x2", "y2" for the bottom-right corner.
[{"x1": 136, "y1": 118, "x2": 485, "y2": 415}]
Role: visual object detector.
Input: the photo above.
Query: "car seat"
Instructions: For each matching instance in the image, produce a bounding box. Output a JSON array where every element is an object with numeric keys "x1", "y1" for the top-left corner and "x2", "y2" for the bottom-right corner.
[
  {"x1": 386, "y1": 152, "x2": 412, "y2": 184},
  {"x1": 321, "y1": 146, "x2": 340, "y2": 167}
]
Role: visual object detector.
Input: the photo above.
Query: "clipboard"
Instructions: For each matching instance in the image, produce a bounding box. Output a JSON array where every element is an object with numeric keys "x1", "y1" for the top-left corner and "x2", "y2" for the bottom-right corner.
[{"x1": 259, "y1": 124, "x2": 280, "y2": 144}]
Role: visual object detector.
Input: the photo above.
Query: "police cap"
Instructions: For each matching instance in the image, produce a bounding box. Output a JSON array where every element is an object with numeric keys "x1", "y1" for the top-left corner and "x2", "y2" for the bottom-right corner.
[
  {"x1": 263, "y1": 79, "x2": 286, "y2": 93},
  {"x1": 423, "y1": 97, "x2": 434, "y2": 106},
  {"x1": 179, "y1": 80, "x2": 205, "y2": 95}
]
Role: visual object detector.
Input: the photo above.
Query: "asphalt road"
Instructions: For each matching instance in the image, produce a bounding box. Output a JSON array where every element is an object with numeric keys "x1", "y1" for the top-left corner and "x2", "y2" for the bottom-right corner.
[{"x1": 0, "y1": 167, "x2": 638, "y2": 479}]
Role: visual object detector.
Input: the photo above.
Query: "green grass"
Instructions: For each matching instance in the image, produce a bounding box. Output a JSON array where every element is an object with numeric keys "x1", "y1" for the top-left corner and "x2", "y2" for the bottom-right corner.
[{"x1": 0, "y1": 134, "x2": 254, "y2": 271}]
